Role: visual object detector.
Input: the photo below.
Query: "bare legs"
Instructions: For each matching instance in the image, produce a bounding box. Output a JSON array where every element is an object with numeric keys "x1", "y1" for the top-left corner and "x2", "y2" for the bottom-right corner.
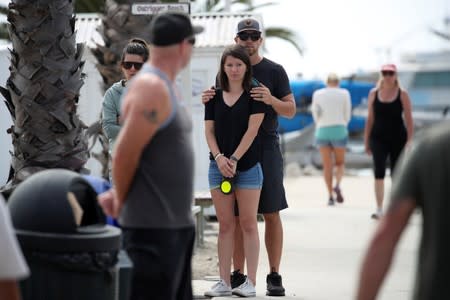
[
  {"x1": 373, "y1": 179, "x2": 384, "y2": 217},
  {"x1": 235, "y1": 189, "x2": 260, "y2": 284},
  {"x1": 213, "y1": 188, "x2": 260, "y2": 285},
  {"x1": 233, "y1": 211, "x2": 283, "y2": 275},
  {"x1": 319, "y1": 146, "x2": 346, "y2": 201},
  {"x1": 211, "y1": 189, "x2": 236, "y2": 286},
  {"x1": 334, "y1": 148, "x2": 346, "y2": 188},
  {"x1": 263, "y1": 212, "x2": 283, "y2": 273},
  {"x1": 233, "y1": 218, "x2": 245, "y2": 272},
  {"x1": 320, "y1": 147, "x2": 334, "y2": 198}
]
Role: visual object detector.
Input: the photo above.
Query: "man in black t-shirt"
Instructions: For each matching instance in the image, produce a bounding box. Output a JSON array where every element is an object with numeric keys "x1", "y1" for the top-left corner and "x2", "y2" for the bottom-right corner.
[
  {"x1": 202, "y1": 18, "x2": 296, "y2": 296},
  {"x1": 357, "y1": 121, "x2": 450, "y2": 300}
]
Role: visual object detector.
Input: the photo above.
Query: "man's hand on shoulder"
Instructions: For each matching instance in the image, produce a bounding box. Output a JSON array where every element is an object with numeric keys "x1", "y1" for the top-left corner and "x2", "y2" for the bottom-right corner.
[{"x1": 201, "y1": 86, "x2": 216, "y2": 104}]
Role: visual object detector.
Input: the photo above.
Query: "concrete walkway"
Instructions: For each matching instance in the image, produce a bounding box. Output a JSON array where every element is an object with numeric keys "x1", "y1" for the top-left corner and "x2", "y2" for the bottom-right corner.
[{"x1": 193, "y1": 173, "x2": 420, "y2": 299}]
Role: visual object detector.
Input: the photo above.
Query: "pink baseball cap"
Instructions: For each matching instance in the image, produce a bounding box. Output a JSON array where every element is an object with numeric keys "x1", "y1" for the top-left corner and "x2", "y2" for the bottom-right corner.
[{"x1": 381, "y1": 64, "x2": 397, "y2": 72}]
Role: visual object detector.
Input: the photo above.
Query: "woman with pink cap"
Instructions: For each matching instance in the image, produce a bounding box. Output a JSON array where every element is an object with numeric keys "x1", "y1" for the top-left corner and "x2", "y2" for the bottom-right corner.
[{"x1": 363, "y1": 64, "x2": 414, "y2": 219}]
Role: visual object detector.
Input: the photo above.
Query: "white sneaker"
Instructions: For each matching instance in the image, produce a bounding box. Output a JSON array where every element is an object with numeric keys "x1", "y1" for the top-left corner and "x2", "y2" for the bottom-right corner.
[
  {"x1": 232, "y1": 278, "x2": 256, "y2": 297},
  {"x1": 204, "y1": 279, "x2": 232, "y2": 297}
]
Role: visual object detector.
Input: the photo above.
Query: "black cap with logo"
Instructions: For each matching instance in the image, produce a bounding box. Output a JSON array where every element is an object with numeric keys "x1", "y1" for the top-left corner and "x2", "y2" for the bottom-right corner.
[
  {"x1": 236, "y1": 18, "x2": 262, "y2": 33},
  {"x1": 149, "y1": 11, "x2": 203, "y2": 46}
]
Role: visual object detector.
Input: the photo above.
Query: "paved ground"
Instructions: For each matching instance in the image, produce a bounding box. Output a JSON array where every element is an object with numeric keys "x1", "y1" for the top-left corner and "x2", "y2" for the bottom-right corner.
[{"x1": 193, "y1": 171, "x2": 420, "y2": 299}]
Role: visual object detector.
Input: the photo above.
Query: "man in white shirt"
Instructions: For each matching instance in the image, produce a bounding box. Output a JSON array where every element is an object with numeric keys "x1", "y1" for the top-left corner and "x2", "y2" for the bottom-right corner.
[{"x1": 0, "y1": 195, "x2": 29, "y2": 300}]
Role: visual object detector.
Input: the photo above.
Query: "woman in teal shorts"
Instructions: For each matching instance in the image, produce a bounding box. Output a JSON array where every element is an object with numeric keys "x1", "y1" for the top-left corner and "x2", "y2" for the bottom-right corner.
[{"x1": 312, "y1": 73, "x2": 351, "y2": 205}]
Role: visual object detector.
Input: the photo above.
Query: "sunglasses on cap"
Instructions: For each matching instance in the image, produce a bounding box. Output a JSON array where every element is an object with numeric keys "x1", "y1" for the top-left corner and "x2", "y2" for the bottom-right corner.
[
  {"x1": 381, "y1": 71, "x2": 395, "y2": 77},
  {"x1": 237, "y1": 31, "x2": 261, "y2": 41},
  {"x1": 122, "y1": 61, "x2": 143, "y2": 70}
]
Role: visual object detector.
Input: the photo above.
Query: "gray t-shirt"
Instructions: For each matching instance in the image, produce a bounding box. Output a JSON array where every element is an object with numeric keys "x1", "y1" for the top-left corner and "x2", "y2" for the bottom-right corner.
[
  {"x1": 389, "y1": 121, "x2": 450, "y2": 300},
  {"x1": 119, "y1": 66, "x2": 194, "y2": 229}
]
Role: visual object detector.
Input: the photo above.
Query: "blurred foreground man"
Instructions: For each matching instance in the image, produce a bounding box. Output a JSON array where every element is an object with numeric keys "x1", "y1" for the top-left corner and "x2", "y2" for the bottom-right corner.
[
  {"x1": 98, "y1": 11, "x2": 203, "y2": 300},
  {"x1": 357, "y1": 121, "x2": 450, "y2": 300},
  {"x1": 0, "y1": 195, "x2": 29, "y2": 300}
]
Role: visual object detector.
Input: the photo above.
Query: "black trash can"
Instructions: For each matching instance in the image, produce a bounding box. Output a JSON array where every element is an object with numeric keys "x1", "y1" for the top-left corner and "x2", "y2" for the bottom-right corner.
[{"x1": 8, "y1": 169, "x2": 122, "y2": 300}]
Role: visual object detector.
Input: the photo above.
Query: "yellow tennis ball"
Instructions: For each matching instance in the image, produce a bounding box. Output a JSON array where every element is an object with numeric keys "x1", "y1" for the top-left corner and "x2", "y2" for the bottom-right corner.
[{"x1": 221, "y1": 180, "x2": 232, "y2": 194}]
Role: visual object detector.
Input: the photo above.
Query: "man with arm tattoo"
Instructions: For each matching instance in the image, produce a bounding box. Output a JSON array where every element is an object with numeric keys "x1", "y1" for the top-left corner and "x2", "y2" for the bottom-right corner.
[{"x1": 97, "y1": 12, "x2": 203, "y2": 300}]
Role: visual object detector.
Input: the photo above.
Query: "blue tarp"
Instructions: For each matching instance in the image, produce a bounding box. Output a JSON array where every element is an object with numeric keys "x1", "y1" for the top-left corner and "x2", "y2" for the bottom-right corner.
[{"x1": 278, "y1": 79, "x2": 374, "y2": 134}]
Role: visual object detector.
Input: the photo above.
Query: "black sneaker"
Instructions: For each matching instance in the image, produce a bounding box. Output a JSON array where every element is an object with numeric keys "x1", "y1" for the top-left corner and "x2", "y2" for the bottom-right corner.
[
  {"x1": 266, "y1": 271, "x2": 285, "y2": 296},
  {"x1": 230, "y1": 269, "x2": 246, "y2": 289}
]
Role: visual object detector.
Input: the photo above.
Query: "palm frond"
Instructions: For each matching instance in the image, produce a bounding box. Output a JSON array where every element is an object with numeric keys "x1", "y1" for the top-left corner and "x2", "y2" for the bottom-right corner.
[
  {"x1": 0, "y1": 6, "x2": 8, "y2": 15},
  {"x1": 265, "y1": 27, "x2": 304, "y2": 56},
  {"x1": 193, "y1": 0, "x2": 305, "y2": 56},
  {"x1": 0, "y1": 24, "x2": 8, "y2": 40},
  {"x1": 241, "y1": 2, "x2": 277, "y2": 11},
  {"x1": 429, "y1": 28, "x2": 450, "y2": 41}
]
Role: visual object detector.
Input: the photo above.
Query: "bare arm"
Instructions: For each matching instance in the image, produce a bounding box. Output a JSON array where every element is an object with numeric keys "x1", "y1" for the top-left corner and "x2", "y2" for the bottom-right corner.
[
  {"x1": 356, "y1": 199, "x2": 416, "y2": 300},
  {"x1": 0, "y1": 281, "x2": 21, "y2": 300},
  {"x1": 111, "y1": 75, "x2": 171, "y2": 215},
  {"x1": 205, "y1": 120, "x2": 234, "y2": 178},
  {"x1": 232, "y1": 113, "x2": 265, "y2": 160},
  {"x1": 364, "y1": 89, "x2": 376, "y2": 155},
  {"x1": 271, "y1": 93, "x2": 296, "y2": 118},
  {"x1": 251, "y1": 83, "x2": 296, "y2": 119},
  {"x1": 400, "y1": 90, "x2": 414, "y2": 145}
]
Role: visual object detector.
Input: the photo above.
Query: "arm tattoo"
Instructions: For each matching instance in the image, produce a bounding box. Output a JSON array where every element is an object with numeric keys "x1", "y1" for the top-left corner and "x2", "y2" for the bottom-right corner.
[{"x1": 143, "y1": 109, "x2": 158, "y2": 124}]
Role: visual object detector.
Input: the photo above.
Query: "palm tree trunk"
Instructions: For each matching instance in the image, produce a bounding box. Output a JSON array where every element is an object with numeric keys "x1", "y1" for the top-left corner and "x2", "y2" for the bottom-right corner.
[{"x1": 0, "y1": 0, "x2": 88, "y2": 196}]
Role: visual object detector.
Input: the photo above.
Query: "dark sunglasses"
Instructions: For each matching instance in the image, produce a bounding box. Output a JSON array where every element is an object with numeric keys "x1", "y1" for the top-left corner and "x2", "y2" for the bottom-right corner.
[
  {"x1": 237, "y1": 32, "x2": 261, "y2": 41},
  {"x1": 187, "y1": 36, "x2": 196, "y2": 45},
  {"x1": 382, "y1": 71, "x2": 395, "y2": 76},
  {"x1": 122, "y1": 61, "x2": 143, "y2": 70}
]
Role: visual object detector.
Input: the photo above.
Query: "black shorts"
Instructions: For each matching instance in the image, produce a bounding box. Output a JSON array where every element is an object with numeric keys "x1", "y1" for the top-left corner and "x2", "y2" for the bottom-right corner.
[
  {"x1": 258, "y1": 137, "x2": 288, "y2": 214},
  {"x1": 122, "y1": 226, "x2": 195, "y2": 300}
]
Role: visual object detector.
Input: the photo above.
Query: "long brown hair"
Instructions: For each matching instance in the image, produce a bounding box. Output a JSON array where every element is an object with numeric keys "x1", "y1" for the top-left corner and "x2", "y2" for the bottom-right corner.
[{"x1": 218, "y1": 44, "x2": 252, "y2": 92}]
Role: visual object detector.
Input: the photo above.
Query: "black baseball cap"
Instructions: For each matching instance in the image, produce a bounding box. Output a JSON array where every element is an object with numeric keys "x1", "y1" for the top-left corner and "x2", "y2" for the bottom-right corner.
[
  {"x1": 149, "y1": 11, "x2": 203, "y2": 46},
  {"x1": 236, "y1": 18, "x2": 261, "y2": 33}
]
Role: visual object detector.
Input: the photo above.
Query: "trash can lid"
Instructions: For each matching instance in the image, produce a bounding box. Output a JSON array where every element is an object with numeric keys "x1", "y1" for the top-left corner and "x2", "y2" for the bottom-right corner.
[
  {"x1": 15, "y1": 225, "x2": 122, "y2": 252},
  {"x1": 8, "y1": 169, "x2": 107, "y2": 234}
]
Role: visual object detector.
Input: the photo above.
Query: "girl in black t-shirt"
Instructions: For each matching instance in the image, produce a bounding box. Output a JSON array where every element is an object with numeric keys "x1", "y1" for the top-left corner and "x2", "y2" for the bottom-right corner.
[{"x1": 204, "y1": 45, "x2": 266, "y2": 297}]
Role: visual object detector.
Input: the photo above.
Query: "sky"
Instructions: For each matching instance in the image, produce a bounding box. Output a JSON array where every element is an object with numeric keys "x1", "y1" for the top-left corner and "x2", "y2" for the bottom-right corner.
[
  {"x1": 1, "y1": 0, "x2": 449, "y2": 79},
  {"x1": 250, "y1": 0, "x2": 450, "y2": 79}
]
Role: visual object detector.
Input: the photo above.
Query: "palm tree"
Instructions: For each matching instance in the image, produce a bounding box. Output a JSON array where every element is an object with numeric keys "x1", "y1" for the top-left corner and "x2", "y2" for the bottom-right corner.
[
  {"x1": 0, "y1": 0, "x2": 88, "y2": 196},
  {"x1": 194, "y1": 0, "x2": 304, "y2": 56},
  {"x1": 0, "y1": 5, "x2": 8, "y2": 40}
]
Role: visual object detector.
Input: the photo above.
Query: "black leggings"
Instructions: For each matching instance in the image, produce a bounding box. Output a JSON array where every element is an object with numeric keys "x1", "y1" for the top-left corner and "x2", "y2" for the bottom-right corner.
[{"x1": 370, "y1": 137, "x2": 406, "y2": 179}]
